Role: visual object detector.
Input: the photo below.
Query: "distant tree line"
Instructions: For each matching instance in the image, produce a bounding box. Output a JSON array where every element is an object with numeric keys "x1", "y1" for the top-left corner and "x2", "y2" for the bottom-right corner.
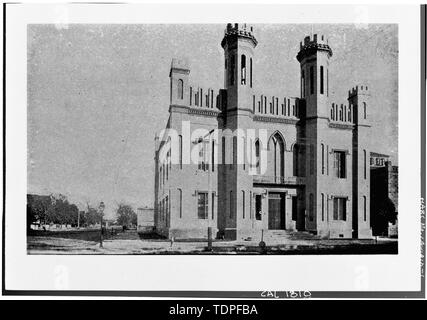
[
  {"x1": 27, "y1": 193, "x2": 103, "y2": 230},
  {"x1": 27, "y1": 194, "x2": 138, "y2": 231}
]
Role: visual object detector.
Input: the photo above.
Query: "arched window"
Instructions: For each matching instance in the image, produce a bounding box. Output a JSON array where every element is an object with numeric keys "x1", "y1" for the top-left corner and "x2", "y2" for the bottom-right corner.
[
  {"x1": 250, "y1": 58, "x2": 253, "y2": 87},
  {"x1": 255, "y1": 139, "x2": 260, "y2": 174},
  {"x1": 179, "y1": 135, "x2": 182, "y2": 170},
  {"x1": 363, "y1": 149, "x2": 367, "y2": 179},
  {"x1": 321, "y1": 143, "x2": 325, "y2": 174},
  {"x1": 241, "y1": 55, "x2": 246, "y2": 85},
  {"x1": 177, "y1": 79, "x2": 183, "y2": 100},
  {"x1": 212, "y1": 140, "x2": 215, "y2": 172},
  {"x1": 269, "y1": 133, "x2": 285, "y2": 179},
  {"x1": 178, "y1": 189, "x2": 182, "y2": 218},
  {"x1": 363, "y1": 102, "x2": 367, "y2": 119},
  {"x1": 320, "y1": 66, "x2": 324, "y2": 94},
  {"x1": 242, "y1": 190, "x2": 245, "y2": 219}
]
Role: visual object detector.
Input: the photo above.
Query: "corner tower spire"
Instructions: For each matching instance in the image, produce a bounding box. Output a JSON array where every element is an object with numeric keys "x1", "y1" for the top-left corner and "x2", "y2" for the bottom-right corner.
[{"x1": 221, "y1": 23, "x2": 257, "y2": 111}]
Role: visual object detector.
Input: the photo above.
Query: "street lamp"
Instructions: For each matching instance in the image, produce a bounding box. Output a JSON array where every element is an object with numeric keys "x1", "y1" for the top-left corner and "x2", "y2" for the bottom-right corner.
[{"x1": 99, "y1": 201, "x2": 105, "y2": 248}]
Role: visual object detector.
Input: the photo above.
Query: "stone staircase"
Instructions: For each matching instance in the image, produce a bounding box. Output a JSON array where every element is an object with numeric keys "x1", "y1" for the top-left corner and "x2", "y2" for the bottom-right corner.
[{"x1": 261, "y1": 229, "x2": 320, "y2": 244}]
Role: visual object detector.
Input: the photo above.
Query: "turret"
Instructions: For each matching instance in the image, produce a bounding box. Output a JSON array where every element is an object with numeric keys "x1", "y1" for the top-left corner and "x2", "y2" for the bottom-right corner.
[
  {"x1": 297, "y1": 34, "x2": 332, "y2": 118},
  {"x1": 169, "y1": 58, "x2": 190, "y2": 106},
  {"x1": 221, "y1": 23, "x2": 257, "y2": 111},
  {"x1": 348, "y1": 85, "x2": 370, "y2": 126}
]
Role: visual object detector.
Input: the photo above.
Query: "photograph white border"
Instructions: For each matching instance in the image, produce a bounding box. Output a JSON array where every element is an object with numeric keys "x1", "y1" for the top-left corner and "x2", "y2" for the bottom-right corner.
[{"x1": 3, "y1": 3, "x2": 422, "y2": 293}]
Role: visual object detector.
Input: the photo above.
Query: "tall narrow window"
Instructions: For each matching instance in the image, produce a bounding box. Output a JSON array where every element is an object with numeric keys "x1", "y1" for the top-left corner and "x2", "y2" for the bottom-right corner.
[
  {"x1": 241, "y1": 55, "x2": 246, "y2": 85},
  {"x1": 177, "y1": 79, "x2": 183, "y2": 99},
  {"x1": 363, "y1": 102, "x2": 367, "y2": 119},
  {"x1": 334, "y1": 151, "x2": 346, "y2": 178},
  {"x1": 327, "y1": 145, "x2": 329, "y2": 175},
  {"x1": 233, "y1": 136, "x2": 237, "y2": 166},
  {"x1": 320, "y1": 66, "x2": 324, "y2": 94},
  {"x1": 178, "y1": 189, "x2": 182, "y2": 218},
  {"x1": 179, "y1": 135, "x2": 182, "y2": 170},
  {"x1": 250, "y1": 58, "x2": 253, "y2": 87},
  {"x1": 212, "y1": 140, "x2": 215, "y2": 172},
  {"x1": 363, "y1": 196, "x2": 367, "y2": 221},
  {"x1": 363, "y1": 149, "x2": 367, "y2": 179},
  {"x1": 255, "y1": 140, "x2": 260, "y2": 174},
  {"x1": 230, "y1": 55, "x2": 235, "y2": 86},
  {"x1": 310, "y1": 66, "x2": 314, "y2": 94},
  {"x1": 249, "y1": 191, "x2": 252, "y2": 219},
  {"x1": 222, "y1": 137, "x2": 226, "y2": 165},
  {"x1": 197, "y1": 192, "x2": 208, "y2": 219},
  {"x1": 321, "y1": 144, "x2": 325, "y2": 174},
  {"x1": 212, "y1": 192, "x2": 215, "y2": 219},
  {"x1": 255, "y1": 194, "x2": 262, "y2": 220},
  {"x1": 333, "y1": 197, "x2": 346, "y2": 221},
  {"x1": 321, "y1": 193, "x2": 325, "y2": 221},
  {"x1": 242, "y1": 191, "x2": 245, "y2": 219}
]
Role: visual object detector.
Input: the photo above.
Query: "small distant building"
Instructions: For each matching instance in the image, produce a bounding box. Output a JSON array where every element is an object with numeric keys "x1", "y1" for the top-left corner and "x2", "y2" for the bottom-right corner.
[
  {"x1": 370, "y1": 153, "x2": 398, "y2": 237},
  {"x1": 137, "y1": 207, "x2": 154, "y2": 233},
  {"x1": 370, "y1": 152, "x2": 390, "y2": 168}
]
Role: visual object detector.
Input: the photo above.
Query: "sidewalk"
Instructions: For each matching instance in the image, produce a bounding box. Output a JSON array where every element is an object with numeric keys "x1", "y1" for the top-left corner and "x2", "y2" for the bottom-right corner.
[{"x1": 27, "y1": 235, "x2": 398, "y2": 255}]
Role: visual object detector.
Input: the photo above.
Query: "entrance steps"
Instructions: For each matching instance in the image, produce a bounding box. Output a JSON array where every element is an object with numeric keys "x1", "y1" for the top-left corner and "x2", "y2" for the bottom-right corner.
[{"x1": 261, "y1": 229, "x2": 320, "y2": 244}]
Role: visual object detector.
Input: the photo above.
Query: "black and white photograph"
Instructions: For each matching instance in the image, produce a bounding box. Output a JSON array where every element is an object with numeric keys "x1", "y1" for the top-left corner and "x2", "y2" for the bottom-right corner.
[
  {"x1": 1, "y1": 2, "x2": 425, "y2": 299},
  {"x1": 26, "y1": 22, "x2": 399, "y2": 255}
]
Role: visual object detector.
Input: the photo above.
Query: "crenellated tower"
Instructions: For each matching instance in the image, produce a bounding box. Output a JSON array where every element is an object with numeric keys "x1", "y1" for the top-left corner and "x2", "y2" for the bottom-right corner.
[
  {"x1": 297, "y1": 34, "x2": 332, "y2": 118},
  {"x1": 296, "y1": 34, "x2": 333, "y2": 235},
  {"x1": 221, "y1": 23, "x2": 257, "y2": 113},
  {"x1": 219, "y1": 23, "x2": 257, "y2": 240},
  {"x1": 349, "y1": 85, "x2": 372, "y2": 238}
]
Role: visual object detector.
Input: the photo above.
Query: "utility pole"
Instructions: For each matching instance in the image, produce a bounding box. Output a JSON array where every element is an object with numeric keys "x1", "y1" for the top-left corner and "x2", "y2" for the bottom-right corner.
[{"x1": 99, "y1": 202, "x2": 105, "y2": 248}]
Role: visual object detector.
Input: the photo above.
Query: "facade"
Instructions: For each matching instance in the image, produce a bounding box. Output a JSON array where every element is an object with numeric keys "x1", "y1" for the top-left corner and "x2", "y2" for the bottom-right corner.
[
  {"x1": 137, "y1": 207, "x2": 155, "y2": 233},
  {"x1": 154, "y1": 24, "x2": 373, "y2": 240}
]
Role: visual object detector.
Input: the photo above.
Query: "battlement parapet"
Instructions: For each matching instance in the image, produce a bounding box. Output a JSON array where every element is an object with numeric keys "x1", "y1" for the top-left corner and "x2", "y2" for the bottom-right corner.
[
  {"x1": 221, "y1": 23, "x2": 257, "y2": 48},
  {"x1": 348, "y1": 85, "x2": 370, "y2": 98},
  {"x1": 330, "y1": 102, "x2": 353, "y2": 124},
  {"x1": 252, "y1": 94, "x2": 300, "y2": 119},
  {"x1": 297, "y1": 33, "x2": 333, "y2": 62},
  {"x1": 188, "y1": 85, "x2": 226, "y2": 111}
]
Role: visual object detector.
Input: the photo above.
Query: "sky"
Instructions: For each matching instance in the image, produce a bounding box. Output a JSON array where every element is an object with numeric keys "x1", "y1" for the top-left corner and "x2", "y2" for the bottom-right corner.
[{"x1": 27, "y1": 24, "x2": 398, "y2": 219}]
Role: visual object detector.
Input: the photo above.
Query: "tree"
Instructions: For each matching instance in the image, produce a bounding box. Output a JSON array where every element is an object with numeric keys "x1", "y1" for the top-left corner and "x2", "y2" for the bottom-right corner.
[
  {"x1": 27, "y1": 193, "x2": 82, "y2": 229},
  {"x1": 116, "y1": 203, "x2": 137, "y2": 227},
  {"x1": 84, "y1": 205, "x2": 102, "y2": 227}
]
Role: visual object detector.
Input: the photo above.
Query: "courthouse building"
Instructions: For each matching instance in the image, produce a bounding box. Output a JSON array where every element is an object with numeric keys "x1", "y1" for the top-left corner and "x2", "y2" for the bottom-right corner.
[{"x1": 154, "y1": 24, "x2": 373, "y2": 240}]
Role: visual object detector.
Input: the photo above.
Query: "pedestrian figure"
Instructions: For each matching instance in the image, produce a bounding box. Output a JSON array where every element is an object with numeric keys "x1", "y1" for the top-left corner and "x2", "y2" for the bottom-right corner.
[{"x1": 170, "y1": 236, "x2": 175, "y2": 248}]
